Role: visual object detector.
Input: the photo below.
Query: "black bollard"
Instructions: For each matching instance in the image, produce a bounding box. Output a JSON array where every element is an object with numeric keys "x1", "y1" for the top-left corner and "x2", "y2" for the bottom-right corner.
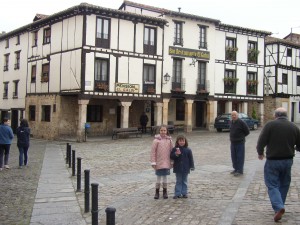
[
  {"x1": 72, "y1": 150, "x2": 76, "y2": 176},
  {"x1": 66, "y1": 143, "x2": 69, "y2": 164},
  {"x1": 91, "y1": 183, "x2": 99, "y2": 225},
  {"x1": 76, "y1": 157, "x2": 82, "y2": 192},
  {"x1": 105, "y1": 207, "x2": 116, "y2": 225},
  {"x1": 84, "y1": 170, "x2": 90, "y2": 213},
  {"x1": 68, "y1": 146, "x2": 72, "y2": 168}
]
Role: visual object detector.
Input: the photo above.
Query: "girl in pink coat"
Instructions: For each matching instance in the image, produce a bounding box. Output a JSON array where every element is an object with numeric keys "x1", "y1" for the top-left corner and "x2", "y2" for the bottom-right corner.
[{"x1": 150, "y1": 125, "x2": 173, "y2": 199}]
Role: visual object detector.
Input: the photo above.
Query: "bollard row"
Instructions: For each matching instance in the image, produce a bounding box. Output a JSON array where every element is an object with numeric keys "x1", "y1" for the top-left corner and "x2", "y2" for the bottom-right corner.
[{"x1": 65, "y1": 143, "x2": 116, "y2": 225}]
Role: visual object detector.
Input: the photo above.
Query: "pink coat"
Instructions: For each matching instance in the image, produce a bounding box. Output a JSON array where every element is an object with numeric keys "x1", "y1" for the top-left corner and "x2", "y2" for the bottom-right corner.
[{"x1": 150, "y1": 134, "x2": 173, "y2": 169}]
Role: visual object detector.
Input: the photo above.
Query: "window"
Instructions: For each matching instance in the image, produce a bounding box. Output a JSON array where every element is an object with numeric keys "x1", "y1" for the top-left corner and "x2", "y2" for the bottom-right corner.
[
  {"x1": 174, "y1": 21, "x2": 183, "y2": 45},
  {"x1": 14, "y1": 51, "x2": 20, "y2": 70},
  {"x1": 225, "y1": 38, "x2": 237, "y2": 61},
  {"x1": 282, "y1": 73, "x2": 288, "y2": 85},
  {"x1": 31, "y1": 65, "x2": 36, "y2": 83},
  {"x1": 143, "y1": 64, "x2": 155, "y2": 93},
  {"x1": 43, "y1": 28, "x2": 51, "y2": 44},
  {"x1": 87, "y1": 105, "x2": 103, "y2": 122},
  {"x1": 3, "y1": 82, "x2": 8, "y2": 99},
  {"x1": 287, "y1": 48, "x2": 292, "y2": 57},
  {"x1": 176, "y1": 99, "x2": 185, "y2": 121},
  {"x1": 94, "y1": 58, "x2": 108, "y2": 91},
  {"x1": 16, "y1": 35, "x2": 20, "y2": 45},
  {"x1": 144, "y1": 26, "x2": 156, "y2": 55},
  {"x1": 172, "y1": 58, "x2": 183, "y2": 90},
  {"x1": 5, "y1": 39, "x2": 9, "y2": 48},
  {"x1": 13, "y1": 80, "x2": 19, "y2": 98},
  {"x1": 224, "y1": 70, "x2": 237, "y2": 94},
  {"x1": 199, "y1": 26, "x2": 207, "y2": 49},
  {"x1": 247, "y1": 72, "x2": 257, "y2": 95},
  {"x1": 41, "y1": 63, "x2": 49, "y2": 82},
  {"x1": 198, "y1": 61, "x2": 207, "y2": 91},
  {"x1": 4, "y1": 54, "x2": 9, "y2": 71},
  {"x1": 32, "y1": 31, "x2": 38, "y2": 46},
  {"x1": 29, "y1": 105, "x2": 36, "y2": 121},
  {"x1": 297, "y1": 76, "x2": 300, "y2": 86},
  {"x1": 248, "y1": 41, "x2": 259, "y2": 64},
  {"x1": 96, "y1": 17, "x2": 110, "y2": 48},
  {"x1": 41, "y1": 105, "x2": 51, "y2": 122}
]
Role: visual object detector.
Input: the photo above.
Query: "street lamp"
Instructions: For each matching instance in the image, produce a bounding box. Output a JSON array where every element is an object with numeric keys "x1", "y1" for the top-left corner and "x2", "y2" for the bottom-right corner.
[
  {"x1": 265, "y1": 69, "x2": 272, "y2": 96},
  {"x1": 163, "y1": 73, "x2": 170, "y2": 84}
]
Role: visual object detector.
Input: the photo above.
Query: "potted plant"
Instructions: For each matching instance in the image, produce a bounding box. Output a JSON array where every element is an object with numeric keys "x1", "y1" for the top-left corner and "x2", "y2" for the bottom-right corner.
[{"x1": 223, "y1": 77, "x2": 239, "y2": 85}]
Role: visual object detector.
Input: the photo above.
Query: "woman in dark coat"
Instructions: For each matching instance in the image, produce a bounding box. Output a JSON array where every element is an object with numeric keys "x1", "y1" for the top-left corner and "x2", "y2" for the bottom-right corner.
[{"x1": 16, "y1": 119, "x2": 30, "y2": 168}]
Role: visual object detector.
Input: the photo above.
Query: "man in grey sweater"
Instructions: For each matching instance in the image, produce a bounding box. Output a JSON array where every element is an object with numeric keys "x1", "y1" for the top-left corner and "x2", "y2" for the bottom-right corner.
[{"x1": 257, "y1": 107, "x2": 300, "y2": 222}]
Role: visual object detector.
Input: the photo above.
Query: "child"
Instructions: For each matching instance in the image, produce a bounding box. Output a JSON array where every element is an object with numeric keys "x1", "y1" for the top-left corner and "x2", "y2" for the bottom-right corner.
[
  {"x1": 170, "y1": 135, "x2": 195, "y2": 199},
  {"x1": 150, "y1": 125, "x2": 173, "y2": 199}
]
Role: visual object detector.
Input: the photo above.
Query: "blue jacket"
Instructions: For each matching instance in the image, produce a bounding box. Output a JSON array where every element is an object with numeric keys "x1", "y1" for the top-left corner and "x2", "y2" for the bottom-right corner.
[
  {"x1": 16, "y1": 126, "x2": 30, "y2": 147},
  {"x1": 0, "y1": 124, "x2": 14, "y2": 144},
  {"x1": 170, "y1": 146, "x2": 195, "y2": 174}
]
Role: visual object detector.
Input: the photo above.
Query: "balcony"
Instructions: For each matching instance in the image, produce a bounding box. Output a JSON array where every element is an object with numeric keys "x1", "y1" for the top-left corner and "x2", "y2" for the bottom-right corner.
[
  {"x1": 171, "y1": 82, "x2": 185, "y2": 94},
  {"x1": 247, "y1": 80, "x2": 258, "y2": 95},
  {"x1": 248, "y1": 49, "x2": 260, "y2": 64},
  {"x1": 173, "y1": 37, "x2": 183, "y2": 46},
  {"x1": 95, "y1": 81, "x2": 109, "y2": 92},
  {"x1": 196, "y1": 83, "x2": 209, "y2": 95},
  {"x1": 143, "y1": 44, "x2": 156, "y2": 55},
  {"x1": 225, "y1": 47, "x2": 238, "y2": 61}
]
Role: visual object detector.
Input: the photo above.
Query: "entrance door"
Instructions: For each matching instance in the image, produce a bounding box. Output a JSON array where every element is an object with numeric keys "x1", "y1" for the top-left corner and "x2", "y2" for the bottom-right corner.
[
  {"x1": 116, "y1": 106, "x2": 121, "y2": 128},
  {"x1": 11, "y1": 110, "x2": 19, "y2": 133},
  {"x1": 195, "y1": 101, "x2": 204, "y2": 127}
]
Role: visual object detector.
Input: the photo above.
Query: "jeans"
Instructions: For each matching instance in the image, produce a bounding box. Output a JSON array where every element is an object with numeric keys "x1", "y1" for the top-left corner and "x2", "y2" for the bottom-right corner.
[
  {"x1": 264, "y1": 159, "x2": 293, "y2": 212},
  {"x1": 174, "y1": 173, "x2": 188, "y2": 196},
  {"x1": 230, "y1": 142, "x2": 245, "y2": 173},
  {"x1": 0, "y1": 144, "x2": 11, "y2": 168},
  {"x1": 18, "y1": 146, "x2": 29, "y2": 166}
]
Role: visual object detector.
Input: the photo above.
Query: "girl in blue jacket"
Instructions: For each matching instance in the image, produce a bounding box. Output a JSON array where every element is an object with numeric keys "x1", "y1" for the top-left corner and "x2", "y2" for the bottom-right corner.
[{"x1": 170, "y1": 135, "x2": 195, "y2": 199}]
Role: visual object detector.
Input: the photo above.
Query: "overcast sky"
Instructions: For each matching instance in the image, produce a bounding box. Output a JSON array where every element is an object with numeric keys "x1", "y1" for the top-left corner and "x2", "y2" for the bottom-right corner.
[{"x1": 1, "y1": 0, "x2": 300, "y2": 38}]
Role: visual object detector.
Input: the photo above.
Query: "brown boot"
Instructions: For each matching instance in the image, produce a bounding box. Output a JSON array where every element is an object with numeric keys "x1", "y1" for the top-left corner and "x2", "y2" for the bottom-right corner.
[
  {"x1": 163, "y1": 183, "x2": 168, "y2": 199},
  {"x1": 154, "y1": 183, "x2": 160, "y2": 199}
]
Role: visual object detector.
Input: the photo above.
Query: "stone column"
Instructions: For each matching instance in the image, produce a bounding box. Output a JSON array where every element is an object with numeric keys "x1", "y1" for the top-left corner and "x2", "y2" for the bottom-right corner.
[
  {"x1": 259, "y1": 102, "x2": 264, "y2": 125},
  {"x1": 184, "y1": 99, "x2": 194, "y2": 132},
  {"x1": 120, "y1": 101, "x2": 132, "y2": 128},
  {"x1": 162, "y1": 98, "x2": 170, "y2": 125},
  {"x1": 241, "y1": 102, "x2": 248, "y2": 114},
  {"x1": 77, "y1": 99, "x2": 89, "y2": 142},
  {"x1": 154, "y1": 102, "x2": 163, "y2": 125},
  {"x1": 207, "y1": 100, "x2": 217, "y2": 131},
  {"x1": 225, "y1": 101, "x2": 232, "y2": 113}
]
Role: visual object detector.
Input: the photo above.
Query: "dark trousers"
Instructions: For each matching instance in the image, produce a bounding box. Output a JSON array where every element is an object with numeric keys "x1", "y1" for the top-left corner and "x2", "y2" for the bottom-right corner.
[
  {"x1": 0, "y1": 144, "x2": 11, "y2": 168},
  {"x1": 230, "y1": 142, "x2": 245, "y2": 173}
]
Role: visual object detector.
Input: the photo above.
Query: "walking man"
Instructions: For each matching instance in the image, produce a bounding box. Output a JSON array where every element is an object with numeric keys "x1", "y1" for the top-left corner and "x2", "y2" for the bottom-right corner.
[
  {"x1": 229, "y1": 111, "x2": 249, "y2": 176},
  {"x1": 257, "y1": 107, "x2": 300, "y2": 222}
]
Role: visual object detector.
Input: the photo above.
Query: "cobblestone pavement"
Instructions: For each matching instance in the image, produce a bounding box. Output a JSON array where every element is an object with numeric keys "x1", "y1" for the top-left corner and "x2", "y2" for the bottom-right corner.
[
  {"x1": 0, "y1": 139, "x2": 47, "y2": 225},
  {"x1": 1, "y1": 128, "x2": 300, "y2": 225},
  {"x1": 60, "y1": 128, "x2": 300, "y2": 225}
]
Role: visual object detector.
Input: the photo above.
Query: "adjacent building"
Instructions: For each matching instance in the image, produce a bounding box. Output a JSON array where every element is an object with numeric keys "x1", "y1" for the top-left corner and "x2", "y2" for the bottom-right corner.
[{"x1": 265, "y1": 34, "x2": 300, "y2": 122}]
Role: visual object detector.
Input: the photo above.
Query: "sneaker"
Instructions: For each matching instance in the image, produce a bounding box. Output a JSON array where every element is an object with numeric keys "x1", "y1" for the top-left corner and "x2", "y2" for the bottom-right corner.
[
  {"x1": 173, "y1": 196, "x2": 180, "y2": 199},
  {"x1": 234, "y1": 172, "x2": 243, "y2": 177},
  {"x1": 0, "y1": 168, "x2": 2, "y2": 171},
  {"x1": 18, "y1": 166, "x2": 23, "y2": 169},
  {"x1": 230, "y1": 170, "x2": 236, "y2": 174},
  {"x1": 4, "y1": 165, "x2": 10, "y2": 169},
  {"x1": 182, "y1": 195, "x2": 188, "y2": 198},
  {"x1": 274, "y1": 208, "x2": 285, "y2": 222}
]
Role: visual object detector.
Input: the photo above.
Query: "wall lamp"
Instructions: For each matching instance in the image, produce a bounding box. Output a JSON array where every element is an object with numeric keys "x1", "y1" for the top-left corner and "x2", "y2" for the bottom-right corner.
[
  {"x1": 265, "y1": 69, "x2": 273, "y2": 96},
  {"x1": 163, "y1": 73, "x2": 171, "y2": 84}
]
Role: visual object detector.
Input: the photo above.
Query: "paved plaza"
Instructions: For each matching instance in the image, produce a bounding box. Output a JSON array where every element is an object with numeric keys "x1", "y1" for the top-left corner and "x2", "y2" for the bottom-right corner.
[{"x1": 1, "y1": 127, "x2": 300, "y2": 224}]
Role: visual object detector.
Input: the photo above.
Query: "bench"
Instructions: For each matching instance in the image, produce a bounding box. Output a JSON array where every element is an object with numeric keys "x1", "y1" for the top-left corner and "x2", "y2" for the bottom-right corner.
[
  {"x1": 112, "y1": 127, "x2": 142, "y2": 140},
  {"x1": 151, "y1": 125, "x2": 176, "y2": 136}
]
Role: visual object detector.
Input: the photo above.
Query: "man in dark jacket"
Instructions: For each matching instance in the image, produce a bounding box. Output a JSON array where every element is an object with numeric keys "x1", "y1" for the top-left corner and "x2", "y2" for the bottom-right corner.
[
  {"x1": 257, "y1": 107, "x2": 300, "y2": 222},
  {"x1": 229, "y1": 111, "x2": 250, "y2": 176},
  {"x1": 139, "y1": 112, "x2": 149, "y2": 133},
  {"x1": 16, "y1": 119, "x2": 30, "y2": 168}
]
